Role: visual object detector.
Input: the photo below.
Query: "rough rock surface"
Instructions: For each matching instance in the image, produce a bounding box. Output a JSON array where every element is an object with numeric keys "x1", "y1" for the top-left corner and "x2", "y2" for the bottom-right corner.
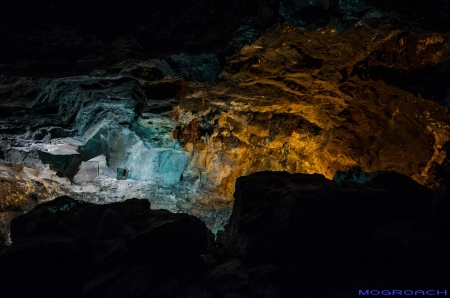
[
  {"x1": 0, "y1": 66, "x2": 234, "y2": 237},
  {"x1": 176, "y1": 22, "x2": 450, "y2": 208},
  {"x1": 0, "y1": 160, "x2": 72, "y2": 243},
  {"x1": 1, "y1": 0, "x2": 450, "y2": 250}
]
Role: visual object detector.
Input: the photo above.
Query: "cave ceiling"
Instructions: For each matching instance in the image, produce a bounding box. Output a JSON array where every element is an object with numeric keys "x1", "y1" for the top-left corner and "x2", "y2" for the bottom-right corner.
[{"x1": 1, "y1": 0, "x2": 450, "y2": 240}]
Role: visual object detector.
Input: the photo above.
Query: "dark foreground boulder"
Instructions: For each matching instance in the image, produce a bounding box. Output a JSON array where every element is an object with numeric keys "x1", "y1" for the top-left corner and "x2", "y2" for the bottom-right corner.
[
  {"x1": 0, "y1": 196, "x2": 208, "y2": 298},
  {"x1": 219, "y1": 171, "x2": 449, "y2": 297},
  {"x1": 225, "y1": 171, "x2": 433, "y2": 260}
]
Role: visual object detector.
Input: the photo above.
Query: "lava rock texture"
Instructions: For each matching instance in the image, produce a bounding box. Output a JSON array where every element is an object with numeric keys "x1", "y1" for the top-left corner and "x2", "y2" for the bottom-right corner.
[
  {"x1": 1, "y1": 1, "x2": 450, "y2": 295},
  {"x1": 0, "y1": 0, "x2": 450, "y2": 233},
  {"x1": 177, "y1": 22, "x2": 450, "y2": 207}
]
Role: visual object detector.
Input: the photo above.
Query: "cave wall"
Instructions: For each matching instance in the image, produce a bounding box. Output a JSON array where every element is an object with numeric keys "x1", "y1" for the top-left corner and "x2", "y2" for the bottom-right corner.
[
  {"x1": 1, "y1": 0, "x2": 450, "y2": 241},
  {"x1": 175, "y1": 23, "x2": 450, "y2": 208}
]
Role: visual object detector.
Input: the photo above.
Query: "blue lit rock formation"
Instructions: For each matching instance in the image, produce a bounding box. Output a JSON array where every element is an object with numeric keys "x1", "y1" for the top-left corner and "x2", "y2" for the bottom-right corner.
[
  {"x1": 0, "y1": 61, "x2": 234, "y2": 238},
  {"x1": 333, "y1": 166, "x2": 378, "y2": 183}
]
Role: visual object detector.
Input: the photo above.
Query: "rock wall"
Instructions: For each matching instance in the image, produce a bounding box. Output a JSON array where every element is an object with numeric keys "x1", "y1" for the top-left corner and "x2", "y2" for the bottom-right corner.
[
  {"x1": 1, "y1": 0, "x2": 450, "y2": 241},
  {"x1": 175, "y1": 23, "x2": 450, "y2": 209}
]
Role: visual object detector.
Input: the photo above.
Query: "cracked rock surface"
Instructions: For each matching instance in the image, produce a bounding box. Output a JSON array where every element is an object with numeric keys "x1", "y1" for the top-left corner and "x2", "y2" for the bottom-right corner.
[{"x1": 176, "y1": 23, "x2": 450, "y2": 208}]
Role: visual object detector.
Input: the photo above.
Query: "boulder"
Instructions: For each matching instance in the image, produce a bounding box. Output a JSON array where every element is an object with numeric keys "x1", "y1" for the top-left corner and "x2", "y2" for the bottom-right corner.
[
  {"x1": 222, "y1": 171, "x2": 449, "y2": 294},
  {"x1": 225, "y1": 171, "x2": 432, "y2": 261},
  {"x1": 0, "y1": 196, "x2": 208, "y2": 298}
]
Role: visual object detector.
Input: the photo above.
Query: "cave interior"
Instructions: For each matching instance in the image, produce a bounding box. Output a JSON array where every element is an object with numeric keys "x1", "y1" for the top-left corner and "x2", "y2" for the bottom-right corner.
[{"x1": 0, "y1": 0, "x2": 450, "y2": 297}]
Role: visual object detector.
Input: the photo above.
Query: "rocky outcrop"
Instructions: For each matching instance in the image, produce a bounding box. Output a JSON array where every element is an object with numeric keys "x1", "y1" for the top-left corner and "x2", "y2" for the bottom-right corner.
[
  {"x1": 216, "y1": 171, "x2": 449, "y2": 296},
  {"x1": 175, "y1": 22, "x2": 450, "y2": 210},
  {"x1": 0, "y1": 161, "x2": 72, "y2": 243},
  {"x1": 0, "y1": 196, "x2": 208, "y2": 298},
  {"x1": 0, "y1": 63, "x2": 230, "y2": 237},
  {"x1": 225, "y1": 171, "x2": 433, "y2": 259}
]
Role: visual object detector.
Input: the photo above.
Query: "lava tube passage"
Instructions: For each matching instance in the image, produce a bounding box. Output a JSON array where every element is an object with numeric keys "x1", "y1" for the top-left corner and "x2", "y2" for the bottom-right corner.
[{"x1": 1, "y1": 0, "x2": 450, "y2": 296}]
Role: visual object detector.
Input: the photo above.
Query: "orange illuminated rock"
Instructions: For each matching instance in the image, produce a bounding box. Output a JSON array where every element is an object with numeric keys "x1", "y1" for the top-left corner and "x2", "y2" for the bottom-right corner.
[{"x1": 175, "y1": 24, "x2": 450, "y2": 208}]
